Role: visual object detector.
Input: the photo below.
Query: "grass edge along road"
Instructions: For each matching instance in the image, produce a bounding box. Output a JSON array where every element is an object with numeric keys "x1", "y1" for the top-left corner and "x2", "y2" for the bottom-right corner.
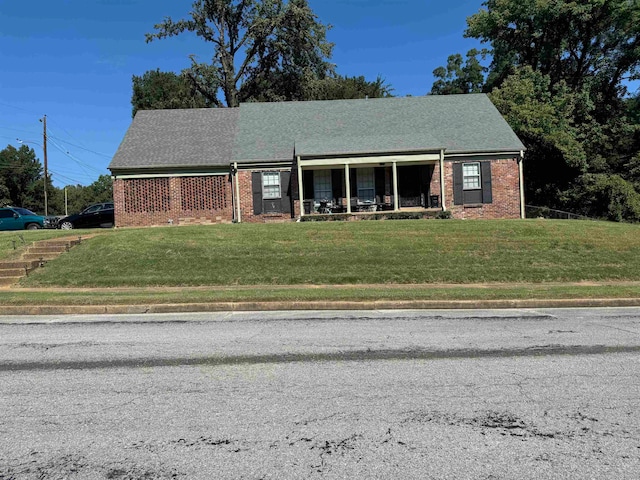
[
  {"x1": 2, "y1": 219, "x2": 640, "y2": 305},
  {"x1": 2, "y1": 282, "x2": 640, "y2": 308}
]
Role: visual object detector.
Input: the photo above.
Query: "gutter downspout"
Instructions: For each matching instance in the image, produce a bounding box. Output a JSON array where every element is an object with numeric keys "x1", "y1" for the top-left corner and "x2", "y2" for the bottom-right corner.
[
  {"x1": 234, "y1": 162, "x2": 242, "y2": 223},
  {"x1": 297, "y1": 157, "x2": 305, "y2": 218},
  {"x1": 439, "y1": 149, "x2": 446, "y2": 211},
  {"x1": 518, "y1": 151, "x2": 525, "y2": 219}
]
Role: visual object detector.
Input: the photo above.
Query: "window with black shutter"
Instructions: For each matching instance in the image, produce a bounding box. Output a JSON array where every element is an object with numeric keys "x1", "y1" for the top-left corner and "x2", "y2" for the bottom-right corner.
[
  {"x1": 251, "y1": 170, "x2": 292, "y2": 216},
  {"x1": 453, "y1": 161, "x2": 493, "y2": 205}
]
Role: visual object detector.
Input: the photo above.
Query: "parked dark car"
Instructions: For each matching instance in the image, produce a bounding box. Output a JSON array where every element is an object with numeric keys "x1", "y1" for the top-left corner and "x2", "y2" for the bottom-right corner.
[
  {"x1": 0, "y1": 207, "x2": 46, "y2": 231},
  {"x1": 58, "y1": 202, "x2": 115, "y2": 229}
]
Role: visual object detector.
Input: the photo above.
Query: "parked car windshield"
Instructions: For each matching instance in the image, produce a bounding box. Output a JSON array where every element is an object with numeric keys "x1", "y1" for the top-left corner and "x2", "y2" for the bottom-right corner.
[
  {"x1": 13, "y1": 208, "x2": 37, "y2": 216},
  {"x1": 83, "y1": 205, "x2": 103, "y2": 214}
]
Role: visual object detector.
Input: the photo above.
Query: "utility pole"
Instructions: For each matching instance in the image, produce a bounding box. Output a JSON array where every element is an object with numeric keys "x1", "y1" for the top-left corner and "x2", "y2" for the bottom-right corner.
[{"x1": 40, "y1": 115, "x2": 48, "y2": 216}]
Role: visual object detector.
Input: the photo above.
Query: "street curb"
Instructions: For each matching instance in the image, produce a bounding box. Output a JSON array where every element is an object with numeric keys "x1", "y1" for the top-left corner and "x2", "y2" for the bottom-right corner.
[{"x1": 1, "y1": 297, "x2": 640, "y2": 316}]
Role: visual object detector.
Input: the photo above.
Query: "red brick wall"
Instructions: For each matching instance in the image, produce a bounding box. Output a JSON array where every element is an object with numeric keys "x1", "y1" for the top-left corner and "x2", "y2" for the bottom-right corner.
[
  {"x1": 113, "y1": 175, "x2": 233, "y2": 227},
  {"x1": 237, "y1": 169, "x2": 295, "y2": 223},
  {"x1": 113, "y1": 158, "x2": 521, "y2": 226},
  {"x1": 430, "y1": 162, "x2": 441, "y2": 205},
  {"x1": 444, "y1": 157, "x2": 521, "y2": 219}
]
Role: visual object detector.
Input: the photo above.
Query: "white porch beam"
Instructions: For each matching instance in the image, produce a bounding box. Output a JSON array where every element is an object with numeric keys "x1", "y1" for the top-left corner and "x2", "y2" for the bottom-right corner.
[
  {"x1": 300, "y1": 153, "x2": 440, "y2": 168},
  {"x1": 392, "y1": 161, "x2": 399, "y2": 212},
  {"x1": 345, "y1": 164, "x2": 352, "y2": 214},
  {"x1": 439, "y1": 150, "x2": 446, "y2": 211},
  {"x1": 297, "y1": 156, "x2": 305, "y2": 218}
]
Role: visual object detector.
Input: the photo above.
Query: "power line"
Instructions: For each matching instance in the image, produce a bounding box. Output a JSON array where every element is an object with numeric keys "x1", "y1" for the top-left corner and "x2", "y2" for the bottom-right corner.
[
  {"x1": 47, "y1": 136, "x2": 104, "y2": 175},
  {"x1": 0, "y1": 102, "x2": 43, "y2": 115},
  {"x1": 0, "y1": 125, "x2": 40, "y2": 136},
  {"x1": 46, "y1": 134, "x2": 112, "y2": 159},
  {"x1": 46, "y1": 119, "x2": 110, "y2": 157},
  {"x1": 48, "y1": 169, "x2": 85, "y2": 185}
]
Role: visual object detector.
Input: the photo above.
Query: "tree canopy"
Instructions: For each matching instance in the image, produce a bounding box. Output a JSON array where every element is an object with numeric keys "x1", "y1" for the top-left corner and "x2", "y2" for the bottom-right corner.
[
  {"x1": 0, "y1": 145, "x2": 44, "y2": 212},
  {"x1": 431, "y1": 49, "x2": 487, "y2": 95},
  {"x1": 467, "y1": 0, "x2": 640, "y2": 98},
  {"x1": 432, "y1": 0, "x2": 640, "y2": 222},
  {"x1": 145, "y1": 0, "x2": 334, "y2": 107},
  {"x1": 131, "y1": 69, "x2": 211, "y2": 117}
]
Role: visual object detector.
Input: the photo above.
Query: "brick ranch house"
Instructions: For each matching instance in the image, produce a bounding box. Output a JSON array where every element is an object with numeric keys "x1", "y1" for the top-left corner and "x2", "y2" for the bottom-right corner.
[{"x1": 109, "y1": 94, "x2": 526, "y2": 227}]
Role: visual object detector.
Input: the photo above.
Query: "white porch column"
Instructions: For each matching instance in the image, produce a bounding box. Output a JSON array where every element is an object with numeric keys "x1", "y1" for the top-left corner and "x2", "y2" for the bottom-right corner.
[
  {"x1": 234, "y1": 162, "x2": 241, "y2": 223},
  {"x1": 392, "y1": 161, "x2": 399, "y2": 211},
  {"x1": 297, "y1": 156, "x2": 305, "y2": 217},
  {"x1": 519, "y1": 150, "x2": 525, "y2": 219},
  {"x1": 439, "y1": 150, "x2": 446, "y2": 210},
  {"x1": 345, "y1": 163, "x2": 352, "y2": 214}
]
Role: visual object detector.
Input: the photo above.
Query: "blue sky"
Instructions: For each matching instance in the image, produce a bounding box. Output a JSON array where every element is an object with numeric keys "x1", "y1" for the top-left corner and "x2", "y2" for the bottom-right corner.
[{"x1": 0, "y1": 0, "x2": 485, "y2": 187}]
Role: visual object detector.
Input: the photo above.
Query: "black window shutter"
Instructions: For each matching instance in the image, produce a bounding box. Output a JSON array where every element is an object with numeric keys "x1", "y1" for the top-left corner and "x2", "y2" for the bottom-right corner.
[
  {"x1": 281, "y1": 171, "x2": 292, "y2": 215},
  {"x1": 303, "y1": 170, "x2": 314, "y2": 200},
  {"x1": 350, "y1": 169, "x2": 358, "y2": 198},
  {"x1": 252, "y1": 171, "x2": 262, "y2": 215},
  {"x1": 331, "y1": 169, "x2": 342, "y2": 200},
  {"x1": 481, "y1": 162, "x2": 493, "y2": 204},
  {"x1": 453, "y1": 163, "x2": 463, "y2": 205}
]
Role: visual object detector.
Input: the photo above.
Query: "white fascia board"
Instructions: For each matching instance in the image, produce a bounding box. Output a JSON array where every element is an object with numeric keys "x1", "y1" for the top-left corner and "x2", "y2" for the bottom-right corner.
[
  {"x1": 300, "y1": 153, "x2": 441, "y2": 168},
  {"x1": 444, "y1": 151, "x2": 521, "y2": 160},
  {"x1": 236, "y1": 161, "x2": 292, "y2": 170},
  {"x1": 113, "y1": 172, "x2": 227, "y2": 180}
]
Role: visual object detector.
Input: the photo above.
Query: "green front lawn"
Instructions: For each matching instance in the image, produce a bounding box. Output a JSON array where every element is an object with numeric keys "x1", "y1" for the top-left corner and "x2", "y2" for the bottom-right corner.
[{"x1": 12, "y1": 219, "x2": 640, "y2": 288}]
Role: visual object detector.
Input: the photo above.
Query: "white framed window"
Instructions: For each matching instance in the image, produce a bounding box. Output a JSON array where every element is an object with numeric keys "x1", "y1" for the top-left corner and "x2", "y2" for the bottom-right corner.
[
  {"x1": 357, "y1": 167, "x2": 375, "y2": 202},
  {"x1": 462, "y1": 162, "x2": 481, "y2": 190},
  {"x1": 314, "y1": 170, "x2": 332, "y2": 202},
  {"x1": 262, "y1": 172, "x2": 281, "y2": 199}
]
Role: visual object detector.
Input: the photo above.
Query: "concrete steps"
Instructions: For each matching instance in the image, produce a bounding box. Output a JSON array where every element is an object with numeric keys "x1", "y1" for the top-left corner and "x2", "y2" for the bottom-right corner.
[
  {"x1": 21, "y1": 252, "x2": 66, "y2": 261},
  {"x1": 0, "y1": 277, "x2": 23, "y2": 286},
  {"x1": 0, "y1": 237, "x2": 86, "y2": 287}
]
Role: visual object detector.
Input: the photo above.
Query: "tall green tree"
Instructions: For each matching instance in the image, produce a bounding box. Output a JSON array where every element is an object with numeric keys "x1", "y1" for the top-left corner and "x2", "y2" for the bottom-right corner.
[
  {"x1": 146, "y1": 0, "x2": 334, "y2": 107},
  {"x1": 131, "y1": 69, "x2": 211, "y2": 117},
  {"x1": 431, "y1": 49, "x2": 488, "y2": 95},
  {"x1": 0, "y1": 145, "x2": 44, "y2": 212},
  {"x1": 488, "y1": 67, "x2": 587, "y2": 208},
  {"x1": 0, "y1": 178, "x2": 10, "y2": 207},
  {"x1": 466, "y1": 0, "x2": 640, "y2": 100},
  {"x1": 431, "y1": 0, "x2": 640, "y2": 221}
]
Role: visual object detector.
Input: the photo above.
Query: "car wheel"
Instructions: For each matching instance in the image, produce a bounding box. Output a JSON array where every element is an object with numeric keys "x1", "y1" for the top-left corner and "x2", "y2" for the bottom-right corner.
[
  {"x1": 26, "y1": 223, "x2": 40, "y2": 230},
  {"x1": 60, "y1": 221, "x2": 74, "y2": 230}
]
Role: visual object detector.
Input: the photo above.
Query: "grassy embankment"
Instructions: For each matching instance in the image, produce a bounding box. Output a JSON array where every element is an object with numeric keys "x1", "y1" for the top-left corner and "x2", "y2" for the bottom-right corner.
[{"x1": 1, "y1": 219, "x2": 640, "y2": 305}]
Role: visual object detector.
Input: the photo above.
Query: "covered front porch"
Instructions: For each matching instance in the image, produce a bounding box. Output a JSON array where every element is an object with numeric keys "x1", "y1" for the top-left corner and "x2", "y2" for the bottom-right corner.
[{"x1": 296, "y1": 152, "x2": 446, "y2": 217}]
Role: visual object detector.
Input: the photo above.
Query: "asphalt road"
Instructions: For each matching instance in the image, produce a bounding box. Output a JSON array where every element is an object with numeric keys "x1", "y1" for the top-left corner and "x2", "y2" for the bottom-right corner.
[{"x1": 1, "y1": 308, "x2": 639, "y2": 479}]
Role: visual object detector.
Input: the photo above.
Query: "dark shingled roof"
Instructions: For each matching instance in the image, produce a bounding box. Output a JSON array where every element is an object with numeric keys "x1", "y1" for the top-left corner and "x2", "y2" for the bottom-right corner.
[
  {"x1": 233, "y1": 94, "x2": 525, "y2": 162},
  {"x1": 109, "y1": 108, "x2": 239, "y2": 171},
  {"x1": 109, "y1": 95, "x2": 525, "y2": 172}
]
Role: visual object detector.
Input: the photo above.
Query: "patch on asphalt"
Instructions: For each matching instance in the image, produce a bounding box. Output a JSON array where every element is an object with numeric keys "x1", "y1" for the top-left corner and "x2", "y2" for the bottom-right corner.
[{"x1": 402, "y1": 409, "x2": 564, "y2": 439}]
